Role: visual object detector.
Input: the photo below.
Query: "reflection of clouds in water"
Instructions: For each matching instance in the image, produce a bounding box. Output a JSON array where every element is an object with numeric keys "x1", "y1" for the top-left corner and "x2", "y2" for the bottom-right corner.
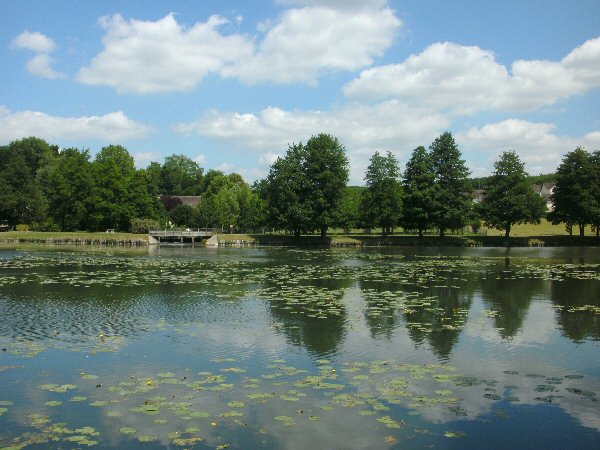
[{"x1": 465, "y1": 300, "x2": 556, "y2": 346}]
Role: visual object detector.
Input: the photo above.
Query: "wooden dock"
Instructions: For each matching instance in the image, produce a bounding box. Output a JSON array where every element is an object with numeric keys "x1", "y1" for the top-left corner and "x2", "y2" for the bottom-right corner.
[{"x1": 149, "y1": 229, "x2": 215, "y2": 243}]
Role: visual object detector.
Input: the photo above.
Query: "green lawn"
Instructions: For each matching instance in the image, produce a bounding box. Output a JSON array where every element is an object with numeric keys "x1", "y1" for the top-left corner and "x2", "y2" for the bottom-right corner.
[
  {"x1": 0, "y1": 231, "x2": 148, "y2": 241},
  {"x1": 483, "y1": 219, "x2": 595, "y2": 237}
]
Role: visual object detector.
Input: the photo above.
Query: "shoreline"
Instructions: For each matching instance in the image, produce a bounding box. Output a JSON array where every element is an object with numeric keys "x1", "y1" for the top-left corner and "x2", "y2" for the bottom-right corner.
[{"x1": 1, "y1": 232, "x2": 599, "y2": 248}]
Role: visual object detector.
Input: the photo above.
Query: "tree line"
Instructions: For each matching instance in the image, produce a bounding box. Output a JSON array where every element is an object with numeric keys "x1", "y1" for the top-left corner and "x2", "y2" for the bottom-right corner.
[{"x1": 1, "y1": 134, "x2": 598, "y2": 237}]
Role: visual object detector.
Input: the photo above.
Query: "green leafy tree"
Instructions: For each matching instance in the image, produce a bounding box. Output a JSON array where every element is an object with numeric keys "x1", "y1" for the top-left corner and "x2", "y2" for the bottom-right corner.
[
  {"x1": 161, "y1": 154, "x2": 203, "y2": 195},
  {"x1": 360, "y1": 151, "x2": 402, "y2": 235},
  {"x1": 146, "y1": 162, "x2": 163, "y2": 196},
  {"x1": 90, "y1": 145, "x2": 138, "y2": 231},
  {"x1": 401, "y1": 146, "x2": 436, "y2": 237},
  {"x1": 479, "y1": 151, "x2": 546, "y2": 238},
  {"x1": 590, "y1": 150, "x2": 600, "y2": 237},
  {"x1": 263, "y1": 134, "x2": 349, "y2": 237},
  {"x1": 169, "y1": 204, "x2": 196, "y2": 227},
  {"x1": 0, "y1": 137, "x2": 56, "y2": 225},
  {"x1": 127, "y1": 169, "x2": 163, "y2": 222},
  {"x1": 430, "y1": 132, "x2": 471, "y2": 236},
  {"x1": 264, "y1": 144, "x2": 312, "y2": 236},
  {"x1": 237, "y1": 183, "x2": 266, "y2": 232},
  {"x1": 548, "y1": 147, "x2": 597, "y2": 237},
  {"x1": 44, "y1": 148, "x2": 94, "y2": 231},
  {"x1": 303, "y1": 134, "x2": 349, "y2": 237},
  {"x1": 339, "y1": 186, "x2": 365, "y2": 233}
]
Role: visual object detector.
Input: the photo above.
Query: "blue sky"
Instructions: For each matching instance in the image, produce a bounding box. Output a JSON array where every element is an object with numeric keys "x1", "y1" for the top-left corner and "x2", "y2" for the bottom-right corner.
[{"x1": 2, "y1": 0, "x2": 600, "y2": 184}]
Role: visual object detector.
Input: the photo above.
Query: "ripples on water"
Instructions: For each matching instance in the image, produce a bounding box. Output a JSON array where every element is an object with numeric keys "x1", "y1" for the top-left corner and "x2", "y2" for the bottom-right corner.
[{"x1": 0, "y1": 246, "x2": 599, "y2": 449}]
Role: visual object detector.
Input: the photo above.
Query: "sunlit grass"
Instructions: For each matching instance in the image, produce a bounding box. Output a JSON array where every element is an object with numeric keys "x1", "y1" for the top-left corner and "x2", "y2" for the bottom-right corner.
[
  {"x1": 0, "y1": 231, "x2": 148, "y2": 241},
  {"x1": 484, "y1": 219, "x2": 595, "y2": 237}
]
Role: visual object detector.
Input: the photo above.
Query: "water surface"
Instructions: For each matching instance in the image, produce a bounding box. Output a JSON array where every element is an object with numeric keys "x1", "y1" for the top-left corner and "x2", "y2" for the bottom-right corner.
[{"x1": 1, "y1": 246, "x2": 599, "y2": 449}]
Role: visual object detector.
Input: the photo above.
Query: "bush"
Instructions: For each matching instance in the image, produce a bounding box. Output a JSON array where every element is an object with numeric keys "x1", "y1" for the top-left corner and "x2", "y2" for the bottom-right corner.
[
  {"x1": 130, "y1": 218, "x2": 160, "y2": 234},
  {"x1": 31, "y1": 220, "x2": 60, "y2": 232},
  {"x1": 15, "y1": 224, "x2": 30, "y2": 231}
]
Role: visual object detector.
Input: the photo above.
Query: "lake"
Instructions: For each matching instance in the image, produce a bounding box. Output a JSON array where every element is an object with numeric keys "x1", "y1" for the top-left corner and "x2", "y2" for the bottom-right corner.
[{"x1": 1, "y1": 245, "x2": 599, "y2": 449}]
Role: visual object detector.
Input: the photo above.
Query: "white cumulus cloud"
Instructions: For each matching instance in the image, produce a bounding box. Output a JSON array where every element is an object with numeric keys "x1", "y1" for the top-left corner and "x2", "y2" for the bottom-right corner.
[
  {"x1": 457, "y1": 119, "x2": 600, "y2": 173},
  {"x1": 223, "y1": 5, "x2": 401, "y2": 84},
  {"x1": 174, "y1": 101, "x2": 448, "y2": 184},
  {"x1": 77, "y1": 13, "x2": 252, "y2": 94},
  {"x1": 0, "y1": 106, "x2": 155, "y2": 143},
  {"x1": 11, "y1": 31, "x2": 57, "y2": 53},
  {"x1": 12, "y1": 30, "x2": 66, "y2": 79},
  {"x1": 78, "y1": 4, "x2": 401, "y2": 93},
  {"x1": 26, "y1": 54, "x2": 66, "y2": 79},
  {"x1": 344, "y1": 37, "x2": 600, "y2": 113}
]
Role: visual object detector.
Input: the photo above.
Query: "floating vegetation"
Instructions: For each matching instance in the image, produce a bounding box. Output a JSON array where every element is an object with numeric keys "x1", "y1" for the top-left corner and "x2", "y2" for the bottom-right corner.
[{"x1": 1, "y1": 249, "x2": 600, "y2": 448}]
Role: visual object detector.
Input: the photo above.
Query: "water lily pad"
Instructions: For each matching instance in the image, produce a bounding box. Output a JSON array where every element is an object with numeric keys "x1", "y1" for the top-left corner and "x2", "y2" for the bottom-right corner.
[
  {"x1": 138, "y1": 435, "x2": 158, "y2": 442},
  {"x1": 444, "y1": 431, "x2": 465, "y2": 438},
  {"x1": 120, "y1": 427, "x2": 137, "y2": 435},
  {"x1": 45, "y1": 401, "x2": 62, "y2": 407},
  {"x1": 81, "y1": 374, "x2": 99, "y2": 380},
  {"x1": 227, "y1": 401, "x2": 245, "y2": 408},
  {"x1": 376, "y1": 415, "x2": 403, "y2": 428},
  {"x1": 274, "y1": 415, "x2": 294, "y2": 425},
  {"x1": 435, "y1": 389, "x2": 453, "y2": 396}
]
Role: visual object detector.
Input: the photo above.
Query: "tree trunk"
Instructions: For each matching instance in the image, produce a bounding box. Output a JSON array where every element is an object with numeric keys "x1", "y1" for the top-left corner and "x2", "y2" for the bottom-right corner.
[
  {"x1": 294, "y1": 229, "x2": 300, "y2": 237},
  {"x1": 320, "y1": 227, "x2": 327, "y2": 238},
  {"x1": 439, "y1": 227, "x2": 445, "y2": 237},
  {"x1": 505, "y1": 223, "x2": 511, "y2": 238},
  {"x1": 418, "y1": 228, "x2": 423, "y2": 238},
  {"x1": 579, "y1": 223, "x2": 585, "y2": 238}
]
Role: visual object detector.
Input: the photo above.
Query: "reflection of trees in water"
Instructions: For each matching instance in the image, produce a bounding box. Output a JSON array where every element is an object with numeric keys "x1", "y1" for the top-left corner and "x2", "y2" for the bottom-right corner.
[
  {"x1": 551, "y1": 279, "x2": 600, "y2": 342},
  {"x1": 404, "y1": 284, "x2": 475, "y2": 360},
  {"x1": 478, "y1": 277, "x2": 546, "y2": 339},
  {"x1": 267, "y1": 276, "x2": 351, "y2": 358},
  {"x1": 359, "y1": 280, "x2": 403, "y2": 340},
  {"x1": 0, "y1": 274, "x2": 255, "y2": 343}
]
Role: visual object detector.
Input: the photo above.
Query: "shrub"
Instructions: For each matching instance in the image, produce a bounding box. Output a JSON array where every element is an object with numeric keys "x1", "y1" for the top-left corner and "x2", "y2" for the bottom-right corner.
[
  {"x1": 15, "y1": 224, "x2": 30, "y2": 231},
  {"x1": 31, "y1": 220, "x2": 60, "y2": 232},
  {"x1": 130, "y1": 218, "x2": 160, "y2": 234}
]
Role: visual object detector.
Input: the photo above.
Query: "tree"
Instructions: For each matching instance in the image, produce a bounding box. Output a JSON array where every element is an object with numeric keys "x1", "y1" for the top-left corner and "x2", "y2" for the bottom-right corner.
[
  {"x1": 590, "y1": 150, "x2": 600, "y2": 237},
  {"x1": 479, "y1": 151, "x2": 546, "y2": 238},
  {"x1": 264, "y1": 144, "x2": 310, "y2": 236},
  {"x1": 161, "y1": 154, "x2": 203, "y2": 195},
  {"x1": 263, "y1": 133, "x2": 349, "y2": 237},
  {"x1": 303, "y1": 134, "x2": 349, "y2": 237},
  {"x1": 401, "y1": 146, "x2": 436, "y2": 237},
  {"x1": 430, "y1": 132, "x2": 471, "y2": 236},
  {"x1": 44, "y1": 148, "x2": 94, "y2": 231},
  {"x1": 548, "y1": 147, "x2": 596, "y2": 237},
  {"x1": 339, "y1": 186, "x2": 365, "y2": 233},
  {"x1": 0, "y1": 137, "x2": 56, "y2": 226},
  {"x1": 90, "y1": 145, "x2": 138, "y2": 231},
  {"x1": 360, "y1": 151, "x2": 402, "y2": 235}
]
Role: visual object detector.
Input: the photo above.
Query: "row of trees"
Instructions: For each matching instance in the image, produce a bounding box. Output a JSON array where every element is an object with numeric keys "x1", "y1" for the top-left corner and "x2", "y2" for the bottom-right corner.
[
  {"x1": 1, "y1": 134, "x2": 597, "y2": 237},
  {"x1": 0, "y1": 137, "x2": 263, "y2": 232},
  {"x1": 548, "y1": 147, "x2": 600, "y2": 237}
]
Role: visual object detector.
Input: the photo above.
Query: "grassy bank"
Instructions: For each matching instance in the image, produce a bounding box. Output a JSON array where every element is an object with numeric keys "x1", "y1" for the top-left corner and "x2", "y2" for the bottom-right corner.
[
  {"x1": 217, "y1": 232, "x2": 600, "y2": 247},
  {"x1": 1, "y1": 226, "x2": 599, "y2": 249},
  {"x1": 484, "y1": 219, "x2": 595, "y2": 237},
  {"x1": 0, "y1": 231, "x2": 151, "y2": 246}
]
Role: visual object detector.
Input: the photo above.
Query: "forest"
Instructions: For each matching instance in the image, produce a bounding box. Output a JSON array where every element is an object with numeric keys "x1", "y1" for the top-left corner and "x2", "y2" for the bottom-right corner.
[{"x1": 1, "y1": 133, "x2": 598, "y2": 237}]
